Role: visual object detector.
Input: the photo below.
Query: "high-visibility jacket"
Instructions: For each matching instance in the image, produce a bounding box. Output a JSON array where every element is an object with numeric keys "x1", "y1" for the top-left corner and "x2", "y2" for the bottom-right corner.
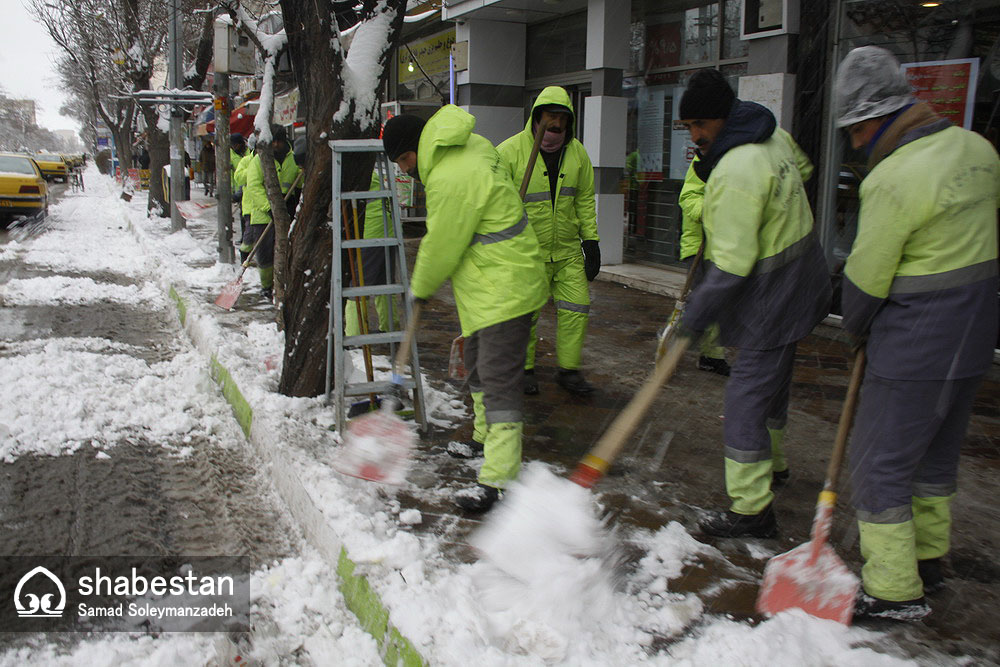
[
  {"x1": 683, "y1": 101, "x2": 830, "y2": 349},
  {"x1": 242, "y1": 150, "x2": 301, "y2": 226},
  {"x1": 410, "y1": 104, "x2": 548, "y2": 337},
  {"x1": 843, "y1": 110, "x2": 1000, "y2": 380},
  {"x1": 230, "y1": 148, "x2": 246, "y2": 182},
  {"x1": 496, "y1": 86, "x2": 598, "y2": 262},
  {"x1": 678, "y1": 129, "x2": 812, "y2": 261}
]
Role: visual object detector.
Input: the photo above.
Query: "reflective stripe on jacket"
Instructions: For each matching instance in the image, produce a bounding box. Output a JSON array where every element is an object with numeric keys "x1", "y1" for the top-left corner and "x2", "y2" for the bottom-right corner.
[
  {"x1": 243, "y1": 151, "x2": 301, "y2": 226},
  {"x1": 410, "y1": 105, "x2": 548, "y2": 337},
  {"x1": 843, "y1": 121, "x2": 1000, "y2": 380},
  {"x1": 496, "y1": 86, "x2": 598, "y2": 261}
]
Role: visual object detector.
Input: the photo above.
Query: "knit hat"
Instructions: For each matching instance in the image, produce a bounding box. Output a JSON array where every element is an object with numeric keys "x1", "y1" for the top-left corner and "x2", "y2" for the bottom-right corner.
[
  {"x1": 679, "y1": 69, "x2": 736, "y2": 120},
  {"x1": 383, "y1": 114, "x2": 426, "y2": 161},
  {"x1": 230, "y1": 133, "x2": 246, "y2": 147}
]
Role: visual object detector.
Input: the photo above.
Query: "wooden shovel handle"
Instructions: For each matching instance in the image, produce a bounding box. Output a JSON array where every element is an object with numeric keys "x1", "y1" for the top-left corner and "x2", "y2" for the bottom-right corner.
[
  {"x1": 393, "y1": 301, "x2": 422, "y2": 378},
  {"x1": 518, "y1": 120, "x2": 549, "y2": 201},
  {"x1": 823, "y1": 346, "x2": 866, "y2": 493},
  {"x1": 572, "y1": 336, "x2": 691, "y2": 488}
]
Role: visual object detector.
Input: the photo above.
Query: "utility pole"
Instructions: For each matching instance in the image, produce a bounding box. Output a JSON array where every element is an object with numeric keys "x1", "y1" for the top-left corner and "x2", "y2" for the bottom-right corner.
[
  {"x1": 214, "y1": 71, "x2": 235, "y2": 263},
  {"x1": 167, "y1": 0, "x2": 186, "y2": 232}
]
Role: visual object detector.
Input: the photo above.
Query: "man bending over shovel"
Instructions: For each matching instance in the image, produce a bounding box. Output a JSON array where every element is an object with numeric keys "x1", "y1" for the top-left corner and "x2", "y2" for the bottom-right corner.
[
  {"x1": 382, "y1": 108, "x2": 548, "y2": 512},
  {"x1": 674, "y1": 69, "x2": 831, "y2": 538},
  {"x1": 834, "y1": 46, "x2": 1000, "y2": 621}
]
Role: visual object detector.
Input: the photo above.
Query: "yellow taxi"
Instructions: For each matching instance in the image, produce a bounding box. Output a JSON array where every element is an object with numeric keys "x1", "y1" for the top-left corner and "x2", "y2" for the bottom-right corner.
[
  {"x1": 0, "y1": 153, "x2": 48, "y2": 227},
  {"x1": 34, "y1": 153, "x2": 69, "y2": 182}
]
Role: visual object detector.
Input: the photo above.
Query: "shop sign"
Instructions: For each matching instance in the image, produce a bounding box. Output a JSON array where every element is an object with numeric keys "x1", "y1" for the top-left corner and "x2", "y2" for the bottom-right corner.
[
  {"x1": 644, "y1": 22, "x2": 682, "y2": 70},
  {"x1": 398, "y1": 29, "x2": 455, "y2": 85},
  {"x1": 636, "y1": 87, "x2": 665, "y2": 181},
  {"x1": 901, "y1": 58, "x2": 979, "y2": 130}
]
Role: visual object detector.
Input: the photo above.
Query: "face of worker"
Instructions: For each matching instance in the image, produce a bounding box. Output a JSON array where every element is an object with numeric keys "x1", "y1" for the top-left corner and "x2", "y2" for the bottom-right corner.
[
  {"x1": 395, "y1": 151, "x2": 419, "y2": 181},
  {"x1": 273, "y1": 139, "x2": 289, "y2": 161},
  {"x1": 847, "y1": 118, "x2": 881, "y2": 151},
  {"x1": 536, "y1": 111, "x2": 570, "y2": 153},
  {"x1": 681, "y1": 118, "x2": 727, "y2": 155}
]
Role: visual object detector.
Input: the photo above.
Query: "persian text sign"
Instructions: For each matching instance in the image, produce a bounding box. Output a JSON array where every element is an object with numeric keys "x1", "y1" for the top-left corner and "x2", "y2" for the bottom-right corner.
[{"x1": 901, "y1": 58, "x2": 979, "y2": 130}]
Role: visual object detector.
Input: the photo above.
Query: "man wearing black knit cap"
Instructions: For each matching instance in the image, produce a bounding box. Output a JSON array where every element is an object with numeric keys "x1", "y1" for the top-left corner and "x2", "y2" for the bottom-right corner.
[{"x1": 674, "y1": 69, "x2": 830, "y2": 539}]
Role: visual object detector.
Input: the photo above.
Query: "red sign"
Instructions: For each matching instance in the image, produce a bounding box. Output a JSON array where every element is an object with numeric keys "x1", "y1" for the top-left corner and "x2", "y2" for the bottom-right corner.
[
  {"x1": 644, "y1": 22, "x2": 682, "y2": 70},
  {"x1": 901, "y1": 58, "x2": 979, "y2": 129}
]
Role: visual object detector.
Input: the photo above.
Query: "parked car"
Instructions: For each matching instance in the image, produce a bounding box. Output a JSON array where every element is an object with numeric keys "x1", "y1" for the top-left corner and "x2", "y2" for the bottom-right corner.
[
  {"x1": 61, "y1": 153, "x2": 83, "y2": 169},
  {"x1": 0, "y1": 153, "x2": 48, "y2": 228},
  {"x1": 34, "y1": 153, "x2": 69, "y2": 182}
]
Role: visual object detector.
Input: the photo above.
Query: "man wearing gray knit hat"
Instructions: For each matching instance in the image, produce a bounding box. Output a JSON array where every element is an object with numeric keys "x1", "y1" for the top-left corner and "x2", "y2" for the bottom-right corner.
[{"x1": 673, "y1": 68, "x2": 830, "y2": 540}]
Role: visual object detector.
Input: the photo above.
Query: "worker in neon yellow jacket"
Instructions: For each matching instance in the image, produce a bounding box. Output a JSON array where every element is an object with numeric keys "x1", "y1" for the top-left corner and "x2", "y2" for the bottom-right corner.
[
  {"x1": 345, "y1": 170, "x2": 400, "y2": 335},
  {"x1": 835, "y1": 46, "x2": 1000, "y2": 621},
  {"x1": 382, "y1": 107, "x2": 547, "y2": 513},
  {"x1": 675, "y1": 69, "x2": 830, "y2": 540}
]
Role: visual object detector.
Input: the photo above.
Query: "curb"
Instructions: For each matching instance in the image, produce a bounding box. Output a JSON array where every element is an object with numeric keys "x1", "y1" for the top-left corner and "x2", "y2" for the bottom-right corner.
[{"x1": 129, "y1": 220, "x2": 425, "y2": 666}]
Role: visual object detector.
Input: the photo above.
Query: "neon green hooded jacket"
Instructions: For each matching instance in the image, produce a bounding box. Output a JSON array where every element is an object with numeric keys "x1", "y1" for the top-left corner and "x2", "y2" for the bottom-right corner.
[
  {"x1": 242, "y1": 150, "x2": 301, "y2": 226},
  {"x1": 496, "y1": 86, "x2": 598, "y2": 261},
  {"x1": 410, "y1": 105, "x2": 548, "y2": 336}
]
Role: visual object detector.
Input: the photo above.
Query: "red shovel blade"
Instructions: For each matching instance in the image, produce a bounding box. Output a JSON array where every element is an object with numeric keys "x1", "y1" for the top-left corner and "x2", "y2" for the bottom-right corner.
[
  {"x1": 215, "y1": 277, "x2": 244, "y2": 310},
  {"x1": 757, "y1": 540, "x2": 859, "y2": 625},
  {"x1": 336, "y1": 408, "x2": 416, "y2": 485}
]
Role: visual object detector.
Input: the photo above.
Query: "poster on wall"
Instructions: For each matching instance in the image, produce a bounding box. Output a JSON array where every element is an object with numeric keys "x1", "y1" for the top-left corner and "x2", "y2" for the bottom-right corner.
[
  {"x1": 669, "y1": 85, "x2": 699, "y2": 180},
  {"x1": 636, "y1": 87, "x2": 665, "y2": 181},
  {"x1": 901, "y1": 58, "x2": 979, "y2": 130}
]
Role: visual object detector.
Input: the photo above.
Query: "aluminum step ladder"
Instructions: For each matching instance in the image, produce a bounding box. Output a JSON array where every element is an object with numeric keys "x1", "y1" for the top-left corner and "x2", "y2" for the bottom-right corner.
[{"x1": 326, "y1": 139, "x2": 426, "y2": 434}]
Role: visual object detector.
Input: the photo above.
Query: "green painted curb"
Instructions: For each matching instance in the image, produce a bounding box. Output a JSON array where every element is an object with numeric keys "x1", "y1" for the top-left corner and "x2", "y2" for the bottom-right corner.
[
  {"x1": 337, "y1": 547, "x2": 426, "y2": 667},
  {"x1": 209, "y1": 356, "x2": 253, "y2": 438},
  {"x1": 168, "y1": 286, "x2": 187, "y2": 325},
  {"x1": 162, "y1": 282, "x2": 425, "y2": 666}
]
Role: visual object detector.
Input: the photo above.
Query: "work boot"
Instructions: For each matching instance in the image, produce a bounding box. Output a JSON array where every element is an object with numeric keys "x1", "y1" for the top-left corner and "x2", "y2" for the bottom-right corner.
[
  {"x1": 557, "y1": 369, "x2": 594, "y2": 395},
  {"x1": 239, "y1": 250, "x2": 249, "y2": 264},
  {"x1": 854, "y1": 591, "x2": 931, "y2": 621},
  {"x1": 523, "y1": 369, "x2": 539, "y2": 395},
  {"x1": 260, "y1": 287, "x2": 273, "y2": 302},
  {"x1": 772, "y1": 468, "x2": 790, "y2": 486},
  {"x1": 699, "y1": 503, "x2": 778, "y2": 538},
  {"x1": 697, "y1": 355, "x2": 731, "y2": 376},
  {"x1": 918, "y1": 558, "x2": 945, "y2": 594},
  {"x1": 446, "y1": 439, "x2": 484, "y2": 459},
  {"x1": 455, "y1": 484, "x2": 501, "y2": 513}
]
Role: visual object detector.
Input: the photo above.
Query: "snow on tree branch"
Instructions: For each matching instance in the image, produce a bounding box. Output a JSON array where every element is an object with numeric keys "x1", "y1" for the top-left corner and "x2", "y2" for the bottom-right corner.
[{"x1": 333, "y1": 1, "x2": 396, "y2": 129}]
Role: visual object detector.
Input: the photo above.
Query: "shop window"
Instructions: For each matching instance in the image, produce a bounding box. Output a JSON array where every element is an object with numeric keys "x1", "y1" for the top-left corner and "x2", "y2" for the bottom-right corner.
[
  {"x1": 623, "y1": 0, "x2": 748, "y2": 269},
  {"x1": 526, "y1": 12, "x2": 587, "y2": 81}
]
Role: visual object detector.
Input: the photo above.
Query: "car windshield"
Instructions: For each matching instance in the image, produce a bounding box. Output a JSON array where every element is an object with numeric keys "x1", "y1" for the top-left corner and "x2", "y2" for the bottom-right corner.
[
  {"x1": 0, "y1": 156, "x2": 37, "y2": 175},
  {"x1": 37, "y1": 154, "x2": 62, "y2": 162}
]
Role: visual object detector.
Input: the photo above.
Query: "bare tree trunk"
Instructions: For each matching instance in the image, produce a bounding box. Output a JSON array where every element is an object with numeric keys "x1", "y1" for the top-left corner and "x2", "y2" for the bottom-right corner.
[
  {"x1": 145, "y1": 117, "x2": 170, "y2": 217},
  {"x1": 276, "y1": 0, "x2": 406, "y2": 397}
]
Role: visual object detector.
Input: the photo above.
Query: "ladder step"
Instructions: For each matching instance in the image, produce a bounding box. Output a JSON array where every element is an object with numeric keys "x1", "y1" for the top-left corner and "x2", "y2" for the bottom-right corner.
[
  {"x1": 343, "y1": 284, "x2": 406, "y2": 298},
  {"x1": 341, "y1": 189, "x2": 393, "y2": 200},
  {"x1": 344, "y1": 331, "x2": 404, "y2": 347},
  {"x1": 343, "y1": 379, "x2": 414, "y2": 397},
  {"x1": 342, "y1": 238, "x2": 401, "y2": 249}
]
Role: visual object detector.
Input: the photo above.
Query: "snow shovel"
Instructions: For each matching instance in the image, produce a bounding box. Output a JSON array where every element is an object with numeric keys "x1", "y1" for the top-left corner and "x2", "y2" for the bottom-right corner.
[
  {"x1": 215, "y1": 171, "x2": 303, "y2": 310},
  {"x1": 756, "y1": 347, "x2": 866, "y2": 625},
  {"x1": 570, "y1": 334, "x2": 691, "y2": 488},
  {"x1": 336, "y1": 302, "x2": 422, "y2": 484},
  {"x1": 655, "y1": 242, "x2": 704, "y2": 362}
]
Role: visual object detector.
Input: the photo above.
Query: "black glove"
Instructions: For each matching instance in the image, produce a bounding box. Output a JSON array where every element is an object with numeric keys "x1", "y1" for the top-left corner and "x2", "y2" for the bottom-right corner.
[
  {"x1": 232, "y1": 187, "x2": 243, "y2": 205},
  {"x1": 582, "y1": 240, "x2": 601, "y2": 281}
]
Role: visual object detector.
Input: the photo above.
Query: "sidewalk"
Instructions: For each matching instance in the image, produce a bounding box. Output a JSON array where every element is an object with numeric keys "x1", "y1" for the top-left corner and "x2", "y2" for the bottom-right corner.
[{"x1": 130, "y1": 184, "x2": 999, "y2": 665}]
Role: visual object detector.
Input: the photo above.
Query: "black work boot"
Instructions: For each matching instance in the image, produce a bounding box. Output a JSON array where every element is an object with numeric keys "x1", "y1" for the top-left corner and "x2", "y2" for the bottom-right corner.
[
  {"x1": 557, "y1": 368, "x2": 594, "y2": 395},
  {"x1": 523, "y1": 369, "x2": 539, "y2": 395},
  {"x1": 854, "y1": 591, "x2": 931, "y2": 621},
  {"x1": 919, "y1": 558, "x2": 945, "y2": 594},
  {"x1": 239, "y1": 250, "x2": 249, "y2": 264},
  {"x1": 260, "y1": 287, "x2": 273, "y2": 302},
  {"x1": 699, "y1": 504, "x2": 778, "y2": 538},
  {"x1": 446, "y1": 439, "x2": 484, "y2": 459},
  {"x1": 772, "y1": 468, "x2": 790, "y2": 486},
  {"x1": 455, "y1": 484, "x2": 501, "y2": 512},
  {"x1": 697, "y1": 355, "x2": 731, "y2": 376}
]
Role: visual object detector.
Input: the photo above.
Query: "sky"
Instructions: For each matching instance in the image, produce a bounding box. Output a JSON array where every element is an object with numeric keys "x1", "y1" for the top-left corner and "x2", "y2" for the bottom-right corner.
[{"x1": 0, "y1": 1, "x2": 81, "y2": 133}]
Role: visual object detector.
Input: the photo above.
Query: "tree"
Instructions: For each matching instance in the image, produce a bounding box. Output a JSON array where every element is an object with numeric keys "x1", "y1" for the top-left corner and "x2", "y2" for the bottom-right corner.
[{"x1": 276, "y1": 0, "x2": 408, "y2": 397}]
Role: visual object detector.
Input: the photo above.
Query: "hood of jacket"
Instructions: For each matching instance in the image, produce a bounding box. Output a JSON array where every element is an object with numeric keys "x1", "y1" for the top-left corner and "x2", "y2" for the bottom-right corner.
[
  {"x1": 693, "y1": 100, "x2": 776, "y2": 182},
  {"x1": 417, "y1": 104, "x2": 477, "y2": 179},
  {"x1": 527, "y1": 86, "x2": 576, "y2": 139}
]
